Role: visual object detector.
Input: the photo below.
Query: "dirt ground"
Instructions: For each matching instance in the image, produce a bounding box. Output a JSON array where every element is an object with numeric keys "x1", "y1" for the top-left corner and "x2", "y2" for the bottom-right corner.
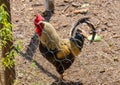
[{"x1": 9, "y1": 0, "x2": 120, "y2": 85}]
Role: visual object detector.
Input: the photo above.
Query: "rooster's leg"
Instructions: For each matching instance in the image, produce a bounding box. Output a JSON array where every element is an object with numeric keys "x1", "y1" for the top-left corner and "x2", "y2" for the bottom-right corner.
[
  {"x1": 59, "y1": 72, "x2": 67, "y2": 82},
  {"x1": 58, "y1": 74, "x2": 64, "y2": 82},
  {"x1": 58, "y1": 74, "x2": 63, "y2": 82}
]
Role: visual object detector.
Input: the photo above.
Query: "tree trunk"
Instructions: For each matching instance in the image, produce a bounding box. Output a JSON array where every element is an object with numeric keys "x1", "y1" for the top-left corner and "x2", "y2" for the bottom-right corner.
[
  {"x1": 0, "y1": 0, "x2": 16, "y2": 85},
  {"x1": 2, "y1": 42, "x2": 16, "y2": 85},
  {"x1": 0, "y1": 72, "x2": 3, "y2": 85}
]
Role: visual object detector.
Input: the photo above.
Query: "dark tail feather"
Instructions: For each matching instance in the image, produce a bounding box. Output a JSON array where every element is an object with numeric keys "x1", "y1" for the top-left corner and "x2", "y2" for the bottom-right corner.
[
  {"x1": 70, "y1": 17, "x2": 96, "y2": 43},
  {"x1": 85, "y1": 21, "x2": 96, "y2": 43}
]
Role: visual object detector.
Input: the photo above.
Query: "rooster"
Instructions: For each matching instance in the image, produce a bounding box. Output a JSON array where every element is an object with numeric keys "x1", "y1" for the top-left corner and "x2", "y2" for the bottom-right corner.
[{"x1": 34, "y1": 14, "x2": 96, "y2": 80}]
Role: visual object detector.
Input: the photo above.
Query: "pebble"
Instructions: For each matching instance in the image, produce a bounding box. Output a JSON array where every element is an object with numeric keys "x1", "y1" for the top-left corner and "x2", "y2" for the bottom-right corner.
[
  {"x1": 15, "y1": 34, "x2": 24, "y2": 39},
  {"x1": 73, "y1": 8, "x2": 88, "y2": 14},
  {"x1": 113, "y1": 57, "x2": 119, "y2": 62},
  {"x1": 29, "y1": 8, "x2": 33, "y2": 11},
  {"x1": 72, "y1": 2, "x2": 80, "y2": 7},
  {"x1": 22, "y1": 0, "x2": 25, "y2": 2},
  {"x1": 100, "y1": 70, "x2": 105, "y2": 73},
  {"x1": 81, "y1": 3, "x2": 90, "y2": 8},
  {"x1": 64, "y1": 0, "x2": 70, "y2": 3}
]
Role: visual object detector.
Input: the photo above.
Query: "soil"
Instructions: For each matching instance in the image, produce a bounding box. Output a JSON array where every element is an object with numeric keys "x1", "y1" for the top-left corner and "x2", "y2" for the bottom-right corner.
[{"x1": 9, "y1": 0, "x2": 120, "y2": 85}]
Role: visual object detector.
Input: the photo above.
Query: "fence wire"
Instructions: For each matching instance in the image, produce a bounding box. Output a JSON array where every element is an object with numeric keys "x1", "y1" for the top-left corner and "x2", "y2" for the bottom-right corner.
[{"x1": 1, "y1": 0, "x2": 120, "y2": 85}]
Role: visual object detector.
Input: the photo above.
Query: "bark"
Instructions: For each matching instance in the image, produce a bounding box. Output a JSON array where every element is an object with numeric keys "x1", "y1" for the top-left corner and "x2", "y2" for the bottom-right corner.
[{"x1": 0, "y1": 72, "x2": 3, "y2": 85}]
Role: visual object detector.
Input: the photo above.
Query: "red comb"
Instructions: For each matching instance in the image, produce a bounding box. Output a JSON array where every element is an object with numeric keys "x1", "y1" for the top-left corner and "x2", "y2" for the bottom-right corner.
[{"x1": 34, "y1": 14, "x2": 45, "y2": 26}]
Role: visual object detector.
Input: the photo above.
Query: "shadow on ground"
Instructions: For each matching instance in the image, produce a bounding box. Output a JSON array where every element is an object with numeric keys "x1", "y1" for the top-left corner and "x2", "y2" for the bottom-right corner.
[{"x1": 51, "y1": 80, "x2": 83, "y2": 85}]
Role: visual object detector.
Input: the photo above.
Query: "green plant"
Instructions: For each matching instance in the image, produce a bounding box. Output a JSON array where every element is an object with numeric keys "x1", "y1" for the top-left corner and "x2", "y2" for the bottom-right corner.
[{"x1": 0, "y1": 4, "x2": 21, "y2": 68}]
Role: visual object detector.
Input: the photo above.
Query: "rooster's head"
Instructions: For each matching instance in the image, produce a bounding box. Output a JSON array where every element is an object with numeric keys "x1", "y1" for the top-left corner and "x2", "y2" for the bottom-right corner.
[{"x1": 34, "y1": 14, "x2": 45, "y2": 36}]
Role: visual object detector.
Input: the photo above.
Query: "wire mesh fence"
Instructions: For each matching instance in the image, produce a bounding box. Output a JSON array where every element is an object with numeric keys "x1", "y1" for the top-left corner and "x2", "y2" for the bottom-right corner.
[{"x1": 1, "y1": 0, "x2": 120, "y2": 85}]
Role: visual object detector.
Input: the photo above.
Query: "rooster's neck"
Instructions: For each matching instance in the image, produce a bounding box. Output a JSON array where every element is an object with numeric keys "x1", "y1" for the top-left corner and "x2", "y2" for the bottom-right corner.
[{"x1": 39, "y1": 22, "x2": 61, "y2": 50}]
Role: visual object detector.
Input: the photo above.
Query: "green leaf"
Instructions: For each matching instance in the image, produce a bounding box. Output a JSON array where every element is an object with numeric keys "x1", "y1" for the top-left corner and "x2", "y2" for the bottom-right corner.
[
  {"x1": 31, "y1": 61, "x2": 36, "y2": 67},
  {"x1": 0, "y1": 4, "x2": 21, "y2": 68},
  {"x1": 0, "y1": 15, "x2": 2, "y2": 21},
  {"x1": 88, "y1": 34, "x2": 101, "y2": 42}
]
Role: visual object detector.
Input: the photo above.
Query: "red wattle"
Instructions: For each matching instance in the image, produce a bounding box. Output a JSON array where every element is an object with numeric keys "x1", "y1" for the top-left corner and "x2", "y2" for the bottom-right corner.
[{"x1": 36, "y1": 28, "x2": 41, "y2": 36}]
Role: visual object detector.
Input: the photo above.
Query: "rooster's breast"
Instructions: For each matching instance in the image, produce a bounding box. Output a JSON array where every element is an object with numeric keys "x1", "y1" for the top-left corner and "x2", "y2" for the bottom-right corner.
[{"x1": 39, "y1": 42, "x2": 75, "y2": 74}]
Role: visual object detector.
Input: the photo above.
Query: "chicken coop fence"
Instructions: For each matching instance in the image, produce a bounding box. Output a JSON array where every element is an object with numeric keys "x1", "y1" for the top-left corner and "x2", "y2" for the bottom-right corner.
[
  {"x1": 1, "y1": 0, "x2": 98, "y2": 85},
  {"x1": 1, "y1": 0, "x2": 119, "y2": 85}
]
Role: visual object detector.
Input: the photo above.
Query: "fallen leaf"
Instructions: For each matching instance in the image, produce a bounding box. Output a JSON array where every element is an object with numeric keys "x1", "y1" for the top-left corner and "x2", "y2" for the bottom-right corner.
[{"x1": 87, "y1": 34, "x2": 102, "y2": 42}]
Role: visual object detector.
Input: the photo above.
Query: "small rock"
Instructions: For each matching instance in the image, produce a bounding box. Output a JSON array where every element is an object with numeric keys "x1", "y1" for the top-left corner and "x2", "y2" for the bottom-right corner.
[
  {"x1": 15, "y1": 20, "x2": 19, "y2": 23},
  {"x1": 72, "y1": 2, "x2": 80, "y2": 7},
  {"x1": 81, "y1": 3, "x2": 90, "y2": 8},
  {"x1": 113, "y1": 57, "x2": 119, "y2": 62},
  {"x1": 100, "y1": 70, "x2": 105, "y2": 73},
  {"x1": 100, "y1": 68, "x2": 105, "y2": 73},
  {"x1": 27, "y1": 76, "x2": 32, "y2": 80},
  {"x1": 29, "y1": 8, "x2": 33, "y2": 11},
  {"x1": 16, "y1": 34, "x2": 24, "y2": 38},
  {"x1": 18, "y1": 73, "x2": 24, "y2": 79},
  {"x1": 101, "y1": 28, "x2": 107, "y2": 31},
  {"x1": 62, "y1": 24, "x2": 68, "y2": 27},
  {"x1": 65, "y1": 13, "x2": 72, "y2": 17},
  {"x1": 64, "y1": 0, "x2": 70, "y2": 3},
  {"x1": 102, "y1": 48, "x2": 112, "y2": 54},
  {"x1": 73, "y1": 8, "x2": 88, "y2": 14},
  {"x1": 22, "y1": 0, "x2": 25, "y2": 2}
]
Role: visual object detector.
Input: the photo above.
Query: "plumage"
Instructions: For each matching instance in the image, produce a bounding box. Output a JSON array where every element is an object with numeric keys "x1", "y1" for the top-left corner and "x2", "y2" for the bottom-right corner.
[{"x1": 34, "y1": 14, "x2": 96, "y2": 79}]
